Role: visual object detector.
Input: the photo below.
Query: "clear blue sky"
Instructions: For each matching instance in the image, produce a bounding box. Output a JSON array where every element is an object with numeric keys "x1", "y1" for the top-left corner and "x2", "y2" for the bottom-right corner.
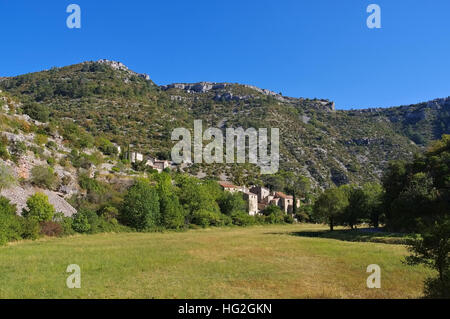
[{"x1": 1, "y1": 0, "x2": 449, "y2": 109}]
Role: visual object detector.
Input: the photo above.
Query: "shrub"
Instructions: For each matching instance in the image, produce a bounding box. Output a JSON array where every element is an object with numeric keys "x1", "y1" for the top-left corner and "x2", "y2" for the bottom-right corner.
[
  {"x1": 0, "y1": 136, "x2": 10, "y2": 160},
  {"x1": 72, "y1": 210, "x2": 91, "y2": 233},
  {"x1": 159, "y1": 193, "x2": 185, "y2": 229},
  {"x1": 100, "y1": 206, "x2": 119, "y2": 221},
  {"x1": 34, "y1": 134, "x2": 48, "y2": 146},
  {"x1": 53, "y1": 212, "x2": 75, "y2": 236},
  {"x1": 0, "y1": 164, "x2": 17, "y2": 190},
  {"x1": 120, "y1": 179, "x2": 160, "y2": 231},
  {"x1": 284, "y1": 214, "x2": 295, "y2": 224},
  {"x1": 23, "y1": 102, "x2": 50, "y2": 122},
  {"x1": 31, "y1": 165, "x2": 58, "y2": 190},
  {"x1": 262, "y1": 205, "x2": 285, "y2": 224},
  {"x1": 218, "y1": 192, "x2": 247, "y2": 216},
  {"x1": 39, "y1": 221, "x2": 63, "y2": 237},
  {"x1": 231, "y1": 211, "x2": 256, "y2": 226},
  {"x1": 191, "y1": 210, "x2": 231, "y2": 227},
  {"x1": 20, "y1": 218, "x2": 41, "y2": 240},
  {"x1": 0, "y1": 197, "x2": 21, "y2": 245},
  {"x1": 22, "y1": 192, "x2": 55, "y2": 223}
]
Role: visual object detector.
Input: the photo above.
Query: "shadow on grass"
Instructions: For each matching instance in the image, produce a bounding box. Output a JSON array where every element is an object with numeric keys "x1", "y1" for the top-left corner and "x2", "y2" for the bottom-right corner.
[{"x1": 283, "y1": 228, "x2": 413, "y2": 245}]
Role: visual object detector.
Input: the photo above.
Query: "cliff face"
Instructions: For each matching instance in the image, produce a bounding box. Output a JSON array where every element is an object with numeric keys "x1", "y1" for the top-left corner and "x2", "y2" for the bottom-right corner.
[{"x1": 1, "y1": 60, "x2": 448, "y2": 187}]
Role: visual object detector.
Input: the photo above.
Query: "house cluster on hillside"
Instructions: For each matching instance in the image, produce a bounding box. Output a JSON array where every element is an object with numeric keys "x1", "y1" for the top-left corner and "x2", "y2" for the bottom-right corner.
[
  {"x1": 218, "y1": 181, "x2": 300, "y2": 216},
  {"x1": 129, "y1": 151, "x2": 172, "y2": 173},
  {"x1": 114, "y1": 144, "x2": 172, "y2": 173}
]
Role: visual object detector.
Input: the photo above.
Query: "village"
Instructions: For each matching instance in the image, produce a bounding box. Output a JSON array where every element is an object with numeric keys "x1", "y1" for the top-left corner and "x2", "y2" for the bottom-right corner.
[
  {"x1": 218, "y1": 181, "x2": 300, "y2": 216},
  {"x1": 123, "y1": 148, "x2": 299, "y2": 217}
]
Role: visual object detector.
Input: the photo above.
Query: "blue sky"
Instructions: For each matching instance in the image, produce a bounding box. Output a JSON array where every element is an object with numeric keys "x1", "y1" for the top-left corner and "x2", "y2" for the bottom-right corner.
[{"x1": 0, "y1": 0, "x2": 449, "y2": 109}]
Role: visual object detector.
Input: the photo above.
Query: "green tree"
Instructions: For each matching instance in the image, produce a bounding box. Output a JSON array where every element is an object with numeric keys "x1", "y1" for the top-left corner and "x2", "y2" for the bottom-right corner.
[
  {"x1": 314, "y1": 187, "x2": 348, "y2": 231},
  {"x1": 342, "y1": 185, "x2": 368, "y2": 229},
  {"x1": 405, "y1": 217, "x2": 450, "y2": 298},
  {"x1": 0, "y1": 196, "x2": 21, "y2": 245},
  {"x1": 120, "y1": 179, "x2": 160, "y2": 231},
  {"x1": 218, "y1": 192, "x2": 247, "y2": 216},
  {"x1": 362, "y1": 183, "x2": 384, "y2": 228},
  {"x1": 22, "y1": 192, "x2": 55, "y2": 223}
]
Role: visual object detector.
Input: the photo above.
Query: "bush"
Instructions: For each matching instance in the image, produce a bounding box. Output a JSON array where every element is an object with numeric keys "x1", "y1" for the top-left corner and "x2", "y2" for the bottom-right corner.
[
  {"x1": 218, "y1": 192, "x2": 247, "y2": 216},
  {"x1": 22, "y1": 192, "x2": 55, "y2": 223},
  {"x1": 120, "y1": 179, "x2": 160, "y2": 231},
  {"x1": 53, "y1": 212, "x2": 75, "y2": 236},
  {"x1": 31, "y1": 165, "x2": 58, "y2": 190},
  {"x1": 0, "y1": 197, "x2": 21, "y2": 245},
  {"x1": 23, "y1": 102, "x2": 50, "y2": 122},
  {"x1": 262, "y1": 205, "x2": 285, "y2": 224},
  {"x1": 231, "y1": 211, "x2": 256, "y2": 226},
  {"x1": 284, "y1": 214, "x2": 295, "y2": 224},
  {"x1": 72, "y1": 210, "x2": 91, "y2": 233},
  {"x1": 40, "y1": 221, "x2": 63, "y2": 237},
  {"x1": 20, "y1": 218, "x2": 41, "y2": 240},
  {"x1": 0, "y1": 164, "x2": 17, "y2": 190},
  {"x1": 191, "y1": 210, "x2": 231, "y2": 227}
]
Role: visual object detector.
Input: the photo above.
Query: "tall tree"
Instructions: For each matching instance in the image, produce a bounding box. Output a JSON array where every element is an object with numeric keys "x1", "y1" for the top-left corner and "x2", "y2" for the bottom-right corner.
[{"x1": 313, "y1": 187, "x2": 348, "y2": 231}]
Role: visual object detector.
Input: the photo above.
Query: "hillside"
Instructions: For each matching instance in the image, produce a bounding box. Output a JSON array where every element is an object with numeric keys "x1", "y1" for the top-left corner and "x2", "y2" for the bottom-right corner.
[{"x1": 1, "y1": 60, "x2": 449, "y2": 188}]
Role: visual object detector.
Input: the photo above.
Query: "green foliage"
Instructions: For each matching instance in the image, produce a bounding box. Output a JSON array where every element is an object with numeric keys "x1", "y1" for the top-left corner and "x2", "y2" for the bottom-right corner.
[
  {"x1": 218, "y1": 192, "x2": 247, "y2": 216},
  {"x1": 405, "y1": 217, "x2": 450, "y2": 298},
  {"x1": 230, "y1": 211, "x2": 257, "y2": 226},
  {"x1": 0, "y1": 136, "x2": 10, "y2": 160},
  {"x1": 0, "y1": 197, "x2": 21, "y2": 245},
  {"x1": 159, "y1": 193, "x2": 185, "y2": 229},
  {"x1": 0, "y1": 164, "x2": 17, "y2": 190},
  {"x1": 175, "y1": 175, "x2": 221, "y2": 220},
  {"x1": 96, "y1": 137, "x2": 118, "y2": 156},
  {"x1": 313, "y1": 187, "x2": 349, "y2": 231},
  {"x1": 34, "y1": 134, "x2": 48, "y2": 146},
  {"x1": 262, "y1": 205, "x2": 285, "y2": 224},
  {"x1": 31, "y1": 165, "x2": 58, "y2": 190},
  {"x1": 22, "y1": 192, "x2": 55, "y2": 223},
  {"x1": 191, "y1": 209, "x2": 231, "y2": 228},
  {"x1": 22, "y1": 102, "x2": 50, "y2": 122},
  {"x1": 53, "y1": 212, "x2": 75, "y2": 236},
  {"x1": 383, "y1": 135, "x2": 450, "y2": 232},
  {"x1": 19, "y1": 218, "x2": 41, "y2": 240},
  {"x1": 72, "y1": 210, "x2": 91, "y2": 233},
  {"x1": 120, "y1": 179, "x2": 160, "y2": 231}
]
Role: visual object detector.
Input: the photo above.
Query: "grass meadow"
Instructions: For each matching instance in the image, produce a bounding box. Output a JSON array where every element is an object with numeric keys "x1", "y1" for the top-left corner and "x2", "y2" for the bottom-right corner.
[{"x1": 0, "y1": 224, "x2": 432, "y2": 299}]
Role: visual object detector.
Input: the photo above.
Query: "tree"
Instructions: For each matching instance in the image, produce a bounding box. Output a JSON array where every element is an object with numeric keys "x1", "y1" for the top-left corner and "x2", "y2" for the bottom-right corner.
[
  {"x1": 342, "y1": 186, "x2": 367, "y2": 229},
  {"x1": 313, "y1": 187, "x2": 349, "y2": 231},
  {"x1": 0, "y1": 196, "x2": 21, "y2": 245},
  {"x1": 283, "y1": 173, "x2": 310, "y2": 215},
  {"x1": 405, "y1": 217, "x2": 450, "y2": 298},
  {"x1": 159, "y1": 193, "x2": 185, "y2": 229},
  {"x1": 261, "y1": 205, "x2": 285, "y2": 224},
  {"x1": 120, "y1": 179, "x2": 160, "y2": 231},
  {"x1": 218, "y1": 192, "x2": 247, "y2": 216},
  {"x1": 22, "y1": 192, "x2": 55, "y2": 223},
  {"x1": 362, "y1": 183, "x2": 384, "y2": 228}
]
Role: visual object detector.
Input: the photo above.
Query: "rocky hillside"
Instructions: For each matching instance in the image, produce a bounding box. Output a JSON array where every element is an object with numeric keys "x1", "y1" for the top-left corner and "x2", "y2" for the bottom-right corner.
[{"x1": 1, "y1": 60, "x2": 449, "y2": 188}]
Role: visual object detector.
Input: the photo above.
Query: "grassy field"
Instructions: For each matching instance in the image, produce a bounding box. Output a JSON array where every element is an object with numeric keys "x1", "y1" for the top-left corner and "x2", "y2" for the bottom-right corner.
[{"x1": 0, "y1": 224, "x2": 432, "y2": 299}]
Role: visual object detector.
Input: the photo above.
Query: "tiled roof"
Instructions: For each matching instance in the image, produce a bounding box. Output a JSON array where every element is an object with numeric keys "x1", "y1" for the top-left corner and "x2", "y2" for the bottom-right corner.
[{"x1": 218, "y1": 181, "x2": 238, "y2": 189}]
